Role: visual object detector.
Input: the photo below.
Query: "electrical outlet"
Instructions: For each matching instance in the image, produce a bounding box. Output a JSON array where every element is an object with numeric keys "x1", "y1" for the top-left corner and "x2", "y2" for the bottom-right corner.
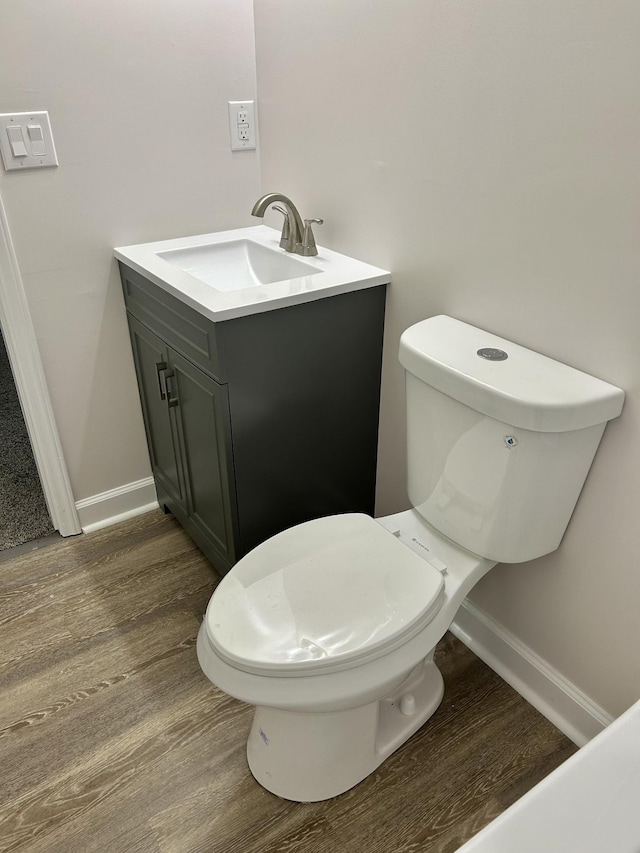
[{"x1": 228, "y1": 100, "x2": 256, "y2": 151}]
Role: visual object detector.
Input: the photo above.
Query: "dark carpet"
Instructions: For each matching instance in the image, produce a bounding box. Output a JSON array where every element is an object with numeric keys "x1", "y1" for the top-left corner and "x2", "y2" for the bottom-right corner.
[{"x1": 0, "y1": 329, "x2": 54, "y2": 550}]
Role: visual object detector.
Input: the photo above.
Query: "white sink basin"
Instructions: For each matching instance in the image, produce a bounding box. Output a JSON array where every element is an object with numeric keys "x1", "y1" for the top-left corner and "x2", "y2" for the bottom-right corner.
[
  {"x1": 157, "y1": 239, "x2": 320, "y2": 292},
  {"x1": 115, "y1": 226, "x2": 390, "y2": 322}
]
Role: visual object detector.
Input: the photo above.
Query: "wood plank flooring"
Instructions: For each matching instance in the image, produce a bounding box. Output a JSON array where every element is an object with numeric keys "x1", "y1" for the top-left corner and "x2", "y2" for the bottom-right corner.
[{"x1": 0, "y1": 511, "x2": 576, "y2": 853}]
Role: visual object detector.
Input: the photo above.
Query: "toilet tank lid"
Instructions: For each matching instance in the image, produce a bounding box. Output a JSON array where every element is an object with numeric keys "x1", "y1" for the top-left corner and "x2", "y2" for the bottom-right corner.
[{"x1": 399, "y1": 316, "x2": 625, "y2": 433}]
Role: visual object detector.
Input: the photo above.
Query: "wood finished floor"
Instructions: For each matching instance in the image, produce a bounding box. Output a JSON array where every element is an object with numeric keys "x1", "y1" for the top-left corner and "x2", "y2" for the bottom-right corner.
[{"x1": 0, "y1": 511, "x2": 576, "y2": 853}]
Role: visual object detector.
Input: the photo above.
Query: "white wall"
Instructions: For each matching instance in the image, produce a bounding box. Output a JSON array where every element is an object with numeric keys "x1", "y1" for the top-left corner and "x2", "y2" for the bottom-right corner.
[
  {"x1": 253, "y1": 0, "x2": 640, "y2": 718},
  {"x1": 0, "y1": 0, "x2": 259, "y2": 503}
]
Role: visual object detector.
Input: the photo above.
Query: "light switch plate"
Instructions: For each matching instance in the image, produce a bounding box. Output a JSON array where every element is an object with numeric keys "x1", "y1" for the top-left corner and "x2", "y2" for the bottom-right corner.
[{"x1": 0, "y1": 111, "x2": 58, "y2": 171}]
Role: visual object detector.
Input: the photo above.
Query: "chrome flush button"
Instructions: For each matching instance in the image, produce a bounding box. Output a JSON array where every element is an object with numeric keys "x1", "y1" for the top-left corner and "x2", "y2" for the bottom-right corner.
[{"x1": 477, "y1": 347, "x2": 508, "y2": 361}]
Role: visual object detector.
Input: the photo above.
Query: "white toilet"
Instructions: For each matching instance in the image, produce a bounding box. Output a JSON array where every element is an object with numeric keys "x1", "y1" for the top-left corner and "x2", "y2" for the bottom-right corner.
[{"x1": 197, "y1": 315, "x2": 624, "y2": 802}]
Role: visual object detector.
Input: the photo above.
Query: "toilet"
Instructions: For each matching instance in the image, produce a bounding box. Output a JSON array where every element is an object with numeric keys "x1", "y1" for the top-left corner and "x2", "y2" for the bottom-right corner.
[{"x1": 196, "y1": 315, "x2": 624, "y2": 802}]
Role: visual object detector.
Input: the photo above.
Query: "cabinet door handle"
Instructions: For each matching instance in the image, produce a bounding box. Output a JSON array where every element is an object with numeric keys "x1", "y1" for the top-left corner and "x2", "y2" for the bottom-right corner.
[
  {"x1": 156, "y1": 361, "x2": 168, "y2": 401},
  {"x1": 165, "y1": 370, "x2": 179, "y2": 408}
]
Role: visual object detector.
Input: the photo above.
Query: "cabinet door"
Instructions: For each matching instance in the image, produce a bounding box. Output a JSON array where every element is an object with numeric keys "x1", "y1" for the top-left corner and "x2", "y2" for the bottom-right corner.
[
  {"x1": 127, "y1": 315, "x2": 186, "y2": 510},
  {"x1": 167, "y1": 348, "x2": 237, "y2": 564}
]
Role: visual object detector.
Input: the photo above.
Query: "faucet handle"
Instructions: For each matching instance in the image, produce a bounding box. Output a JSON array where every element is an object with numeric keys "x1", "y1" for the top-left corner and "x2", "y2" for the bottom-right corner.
[
  {"x1": 298, "y1": 218, "x2": 324, "y2": 257},
  {"x1": 272, "y1": 204, "x2": 290, "y2": 249}
]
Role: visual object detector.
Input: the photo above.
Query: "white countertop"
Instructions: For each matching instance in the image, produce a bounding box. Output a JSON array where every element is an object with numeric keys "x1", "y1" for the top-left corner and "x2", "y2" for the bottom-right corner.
[{"x1": 114, "y1": 225, "x2": 390, "y2": 322}]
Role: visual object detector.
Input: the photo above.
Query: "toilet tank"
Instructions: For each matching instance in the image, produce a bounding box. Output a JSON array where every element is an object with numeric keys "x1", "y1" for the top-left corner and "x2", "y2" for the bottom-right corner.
[{"x1": 399, "y1": 316, "x2": 624, "y2": 564}]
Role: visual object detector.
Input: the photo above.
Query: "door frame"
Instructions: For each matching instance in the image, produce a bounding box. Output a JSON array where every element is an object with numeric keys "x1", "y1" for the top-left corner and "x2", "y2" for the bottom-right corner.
[{"x1": 0, "y1": 191, "x2": 80, "y2": 537}]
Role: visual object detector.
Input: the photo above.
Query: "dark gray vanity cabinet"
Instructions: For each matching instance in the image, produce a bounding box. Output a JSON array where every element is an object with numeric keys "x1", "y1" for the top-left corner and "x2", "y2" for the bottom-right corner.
[
  {"x1": 119, "y1": 262, "x2": 387, "y2": 576},
  {"x1": 126, "y1": 315, "x2": 236, "y2": 566}
]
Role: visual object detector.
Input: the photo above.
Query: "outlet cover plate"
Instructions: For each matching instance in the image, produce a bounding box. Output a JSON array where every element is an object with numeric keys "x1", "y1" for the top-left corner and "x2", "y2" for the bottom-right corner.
[{"x1": 228, "y1": 100, "x2": 256, "y2": 151}]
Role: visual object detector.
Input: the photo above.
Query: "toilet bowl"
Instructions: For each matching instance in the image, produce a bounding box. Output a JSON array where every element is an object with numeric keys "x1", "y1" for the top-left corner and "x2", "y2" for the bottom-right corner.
[
  {"x1": 197, "y1": 508, "x2": 495, "y2": 801},
  {"x1": 197, "y1": 315, "x2": 624, "y2": 802}
]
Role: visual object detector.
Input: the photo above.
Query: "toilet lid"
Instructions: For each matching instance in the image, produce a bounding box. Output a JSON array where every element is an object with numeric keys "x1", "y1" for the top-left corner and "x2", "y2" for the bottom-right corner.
[{"x1": 205, "y1": 513, "x2": 445, "y2": 677}]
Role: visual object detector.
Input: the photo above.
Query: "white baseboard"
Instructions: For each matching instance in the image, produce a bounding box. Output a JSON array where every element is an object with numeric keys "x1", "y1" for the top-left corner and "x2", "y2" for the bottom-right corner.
[
  {"x1": 451, "y1": 599, "x2": 613, "y2": 747},
  {"x1": 75, "y1": 476, "x2": 159, "y2": 534}
]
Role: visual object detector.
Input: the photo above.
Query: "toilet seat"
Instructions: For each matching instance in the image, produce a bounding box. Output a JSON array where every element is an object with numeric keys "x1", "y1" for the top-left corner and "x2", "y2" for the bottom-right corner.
[{"x1": 205, "y1": 513, "x2": 445, "y2": 677}]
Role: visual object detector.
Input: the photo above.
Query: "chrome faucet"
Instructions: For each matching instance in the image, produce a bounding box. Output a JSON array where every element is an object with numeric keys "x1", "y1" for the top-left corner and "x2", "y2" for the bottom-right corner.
[{"x1": 251, "y1": 193, "x2": 322, "y2": 256}]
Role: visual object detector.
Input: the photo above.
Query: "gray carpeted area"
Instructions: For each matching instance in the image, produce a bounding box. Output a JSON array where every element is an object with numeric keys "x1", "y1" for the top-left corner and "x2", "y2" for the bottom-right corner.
[{"x1": 0, "y1": 329, "x2": 54, "y2": 550}]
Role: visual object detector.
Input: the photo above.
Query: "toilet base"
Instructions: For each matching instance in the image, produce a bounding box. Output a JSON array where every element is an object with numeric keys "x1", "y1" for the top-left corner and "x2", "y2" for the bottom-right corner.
[{"x1": 246, "y1": 656, "x2": 445, "y2": 802}]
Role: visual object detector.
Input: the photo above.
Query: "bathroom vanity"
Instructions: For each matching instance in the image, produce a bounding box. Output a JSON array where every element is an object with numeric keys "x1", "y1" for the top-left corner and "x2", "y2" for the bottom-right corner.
[{"x1": 116, "y1": 226, "x2": 389, "y2": 575}]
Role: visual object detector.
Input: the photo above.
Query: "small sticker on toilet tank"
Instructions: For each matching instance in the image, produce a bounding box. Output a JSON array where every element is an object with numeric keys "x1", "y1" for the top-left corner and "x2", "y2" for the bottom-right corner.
[{"x1": 259, "y1": 727, "x2": 270, "y2": 745}]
